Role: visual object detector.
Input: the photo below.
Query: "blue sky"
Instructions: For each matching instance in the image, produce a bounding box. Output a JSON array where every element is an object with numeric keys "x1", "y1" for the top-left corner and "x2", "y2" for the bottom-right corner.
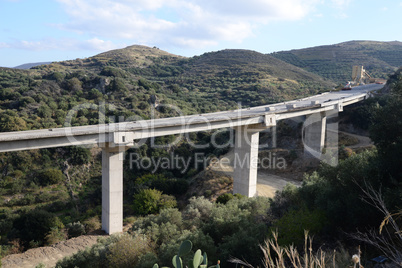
[{"x1": 1, "y1": 0, "x2": 402, "y2": 67}]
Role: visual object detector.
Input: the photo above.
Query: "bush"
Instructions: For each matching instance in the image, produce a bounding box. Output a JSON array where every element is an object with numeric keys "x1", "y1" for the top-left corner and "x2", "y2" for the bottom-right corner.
[
  {"x1": 133, "y1": 189, "x2": 177, "y2": 215},
  {"x1": 106, "y1": 234, "x2": 153, "y2": 268},
  {"x1": 203, "y1": 197, "x2": 269, "y2": 245},
  {"x1": 135, "y1": 174, "x2": 189, "y2": 196},
  {"x1": 67, "y1": 221, "x2": 86, "y2": 238},
  {"x1": 37, "y1": 168, "x2": 64, "y2": 186},
  {"x1": 182, "y1": 197, "x2": 213, "y2": 227},
  {"x1": 68, "y1": 146, "x2": 91, "y2": 165},
  {"x1": 45, "y1": 227, "x2": 66, "y2": 245},
  {"x1": 270, "y1": 207, "x2": 327, "y2": 246},
  {"x1": 12, "y1": 209, "x2": 64, "y2": 246},
  {"x1": 83, "y1": 216, "x2": 101, "y2": 233},
  {"x1": 55, "y1": 236, "x2": 111, "y2": 267},
  {"x1": 55, "y1": 234, "x2": 153, "y2": 268},
  {"x1": 216, "y1": 193, "x2": 234, "y2": 204},
  {"x1": 216, "y1": 193, "x2": 244, "y2": 204},
  {"x1": 0, "y1": 113, "x2": 27, "y2": 132}
]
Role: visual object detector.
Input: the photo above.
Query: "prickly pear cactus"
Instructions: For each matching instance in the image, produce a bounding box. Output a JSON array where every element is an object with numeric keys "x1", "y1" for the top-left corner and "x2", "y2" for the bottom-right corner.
[{"x1": 153, "y1": 240, "x2": 220, "y2": 268}]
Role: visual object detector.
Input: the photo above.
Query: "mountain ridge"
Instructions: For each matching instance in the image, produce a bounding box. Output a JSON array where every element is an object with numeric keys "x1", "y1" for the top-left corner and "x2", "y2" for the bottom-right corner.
[
  {"x1": 271, "y1": 40, "x2": 402, "y2": 83},
  {"x1": 12, "y1": 40, "x2": 402, "y2": 85}
]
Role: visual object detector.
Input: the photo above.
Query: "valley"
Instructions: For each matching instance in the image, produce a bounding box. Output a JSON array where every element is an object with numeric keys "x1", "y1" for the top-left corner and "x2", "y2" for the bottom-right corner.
[{"x1": 0, "y1": 41, "x2": 401, "y2": 267}]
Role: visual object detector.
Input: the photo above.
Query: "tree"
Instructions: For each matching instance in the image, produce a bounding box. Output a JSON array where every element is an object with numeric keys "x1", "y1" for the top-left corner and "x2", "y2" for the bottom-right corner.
[
  {"x1": 133, "y1": 189, "x2": 177, "y2": 215},
  {"x1": 68, "y1": 146, "x2": 91, "y2": 165},
  {"x1": 0, "y1": 112, "x2": 27, "y2": 132},
  {"x1": 37, "y1": 168, "x2": 64, "y2": 186},
  {"x1": 106, "y1": 234, "x2": 153, "y2": 268},
  {"x1": 38, "y1": 104, "x2": 52, "y2": 118},
  {"x1": 11, "y1": 209, "x2": 64, "y2": 246},
  {"x1": 369, "y1": 69, "x2": 402, "y2": 183},
  {"x1": 65, "y1": 77, "x2": 82, "y2": 92}
]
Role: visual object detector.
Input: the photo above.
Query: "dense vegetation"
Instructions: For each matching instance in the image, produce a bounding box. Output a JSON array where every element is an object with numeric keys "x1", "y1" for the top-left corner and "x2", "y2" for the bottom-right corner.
[
  {"x1": 0, "y1": 44, "x2": 401, "y2": 267},
  {"x1": 55, "y1": 67, "x2": 402, "y2": 267},
  {"x1": 272, "y1": 40, "x2": 402, "y2": 84},
  {"x1": 0, "y1": 45, "x2": 333, "y2": 258}
]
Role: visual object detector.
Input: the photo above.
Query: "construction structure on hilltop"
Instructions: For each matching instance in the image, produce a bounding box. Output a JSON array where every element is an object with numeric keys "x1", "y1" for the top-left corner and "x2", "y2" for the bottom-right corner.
[
  {"x1": 352, "y1": 65, "x2": 375, "y2": 85},
  {"x1": 342, "y1": 66, "x2": 385, "y2": 90}
]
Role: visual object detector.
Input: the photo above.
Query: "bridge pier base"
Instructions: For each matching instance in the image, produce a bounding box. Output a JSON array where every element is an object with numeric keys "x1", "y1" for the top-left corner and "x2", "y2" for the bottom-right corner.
[
  {"x1": 233, "y1": 126, "x2": 260, "y2": 197},
  {"x1": 101, "y1": 145, "x2": 125, "y2": 234}
]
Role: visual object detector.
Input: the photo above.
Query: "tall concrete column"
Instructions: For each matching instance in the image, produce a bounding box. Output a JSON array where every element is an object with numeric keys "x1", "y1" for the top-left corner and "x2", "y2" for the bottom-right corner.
[
  {"x1": 271, "y1": 126, "x2": 277, "y2": 148},
  {"x1": 102, "y1": 145, "x2": 125, "y2": 234},
  {"x1": 233, "y1": 126, "x2": 260, "y2": 197},
  {"x1": 303, "y1": 112, "x2": 327, "y2": 158}
]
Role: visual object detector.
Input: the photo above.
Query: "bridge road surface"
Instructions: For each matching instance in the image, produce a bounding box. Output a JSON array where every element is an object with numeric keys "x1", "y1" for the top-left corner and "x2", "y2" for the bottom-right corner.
[{"x1": 0, "y1": 83, "x2": 382, "y2": 152}]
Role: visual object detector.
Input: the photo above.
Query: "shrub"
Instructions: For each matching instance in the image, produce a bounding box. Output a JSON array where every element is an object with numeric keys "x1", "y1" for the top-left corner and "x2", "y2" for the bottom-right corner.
[
  {"x1": 0, "y1": 113, "x2": 27, "y2": 132},
  {"x1": 56, "y1": 234, "x2": 153, "y2": 268},
  {"x1": 133, "y1": 189, "x2": 177, "y2": 215},
  {"x1": 182, "y1": 197, "x2": 213, "y2": 227},
  {"x1": 135, "y1": 174, "x2": 189, "y2": 196},
  {"x1": 83, "y1": 217, "x2": 101, "y2": 233},
  {"x1": 131, "y1": 208, "x2": 183, "y2": 238},
  {"x1": 55, "y1": 236, "x2": 111, "y2": 267},
  {"x1": 37, "y1": 168, "x2": 64, "y2": 186},
  {"x1": 106, "y1": 234, "x2": 153, "y2": 268},
  {"x1": 216, "y1": 193, "x2": 244, "y2": 204},
  {"x1": 270, "y1": 207, "x2": 327, "y2": 246},
  {"x1": 12, "y1": 209, "x2": 64, "y2": 246},
  {"x1": 45, "y1": 227, "x2": 66, "y2": 245},
  {"x1": 68, "y1": 146, "x2": 91, "y2": 165},
  {"x1": 216, "y1": 193, "x2": 234, "y2": 204},
  {"x1": 67, "y1": 222, "x2": 86, "y2": 238},
  {"x1": 65, "y1": 77, "x2": 82, "y2": 92}
]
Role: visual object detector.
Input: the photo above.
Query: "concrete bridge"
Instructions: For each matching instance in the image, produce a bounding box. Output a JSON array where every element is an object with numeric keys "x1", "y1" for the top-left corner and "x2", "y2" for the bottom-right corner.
[{"x1": 0, "y1": 84, "x2": 382, "y2": 234}]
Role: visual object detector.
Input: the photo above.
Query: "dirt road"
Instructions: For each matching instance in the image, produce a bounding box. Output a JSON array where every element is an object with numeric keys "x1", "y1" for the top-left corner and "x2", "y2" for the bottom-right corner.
[
  {"x1": 2, "y1": 235, "x2": 102, "y2": 268},
  {"x1": 339, "y1": 131, "x2": 373, "y2": 149},
  {"x1": 210, "y1": 149, "x2": 302, "y2": 198}
]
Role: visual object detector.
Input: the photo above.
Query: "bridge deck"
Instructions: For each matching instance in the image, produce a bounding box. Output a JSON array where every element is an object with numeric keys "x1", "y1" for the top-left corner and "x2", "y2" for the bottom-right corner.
[{"x1": 0, "y1": 84, "x2": 381, "y2": 151}]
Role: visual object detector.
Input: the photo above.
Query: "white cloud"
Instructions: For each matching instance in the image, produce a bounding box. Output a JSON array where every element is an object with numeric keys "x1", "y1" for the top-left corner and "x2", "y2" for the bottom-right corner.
[
  {"x1": 331, "y1": 0, "x2": 352, "y2": 9},
  {"x1": 1, "y1": 38, "x2": 121, "y2": 52},
  {"x1": 0, "y1": 42, "x2": 10, "y2": 49},
  {"x1": 81, "y1": 38, "x2": 120, "y2": 51},
  {"x1": 55, "y1": 0, "x2": 320, "y2": 49}
]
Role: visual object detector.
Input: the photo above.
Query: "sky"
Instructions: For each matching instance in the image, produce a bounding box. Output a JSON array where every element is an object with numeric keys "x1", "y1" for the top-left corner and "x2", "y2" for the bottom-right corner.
[{"x1": 1, "y1": 0, "x2": 402, "y2": 67}]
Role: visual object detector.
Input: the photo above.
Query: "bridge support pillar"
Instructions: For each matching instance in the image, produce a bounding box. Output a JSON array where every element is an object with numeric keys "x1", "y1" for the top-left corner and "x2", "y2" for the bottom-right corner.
[
  {"x1": 271, "y1": 126, "x2": 277, "y2": 148},
  {"x1": 101, "y1": 145, "x2": 125, "y2": 234},
  {"x1": 233, "y1": 126, "x2": 260, "y2": 197},
  {"x1": 303, "y1": 112, "x2": 327, "y2": 157}
]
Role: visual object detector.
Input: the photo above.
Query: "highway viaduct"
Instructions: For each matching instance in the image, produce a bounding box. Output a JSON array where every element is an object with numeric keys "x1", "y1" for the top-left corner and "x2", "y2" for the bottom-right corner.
[{"x1": 0, "y1": 83, "x2": 382, "y2": 234}]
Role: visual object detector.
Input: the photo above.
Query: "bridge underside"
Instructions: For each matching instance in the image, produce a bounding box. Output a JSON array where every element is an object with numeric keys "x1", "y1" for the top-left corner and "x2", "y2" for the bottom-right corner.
[
  {"x1": 1, "y1": 85, "x2": 380, "y2": 235},
  {"x1": 101, "y1": 112, "x2": 328, "y2": 234}
]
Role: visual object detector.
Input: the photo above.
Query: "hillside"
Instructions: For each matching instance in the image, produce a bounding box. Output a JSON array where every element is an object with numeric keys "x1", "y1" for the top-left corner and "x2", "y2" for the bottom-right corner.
[
  {"x1": 0, "y1": 44, "x2": 335, "y2": 258},
  {"x1": 1, "y1": 43, "x2": 400, "y2": 265},
  {"x1": 271, "y1": 40, "x2": 402, "y2": 84},
  {"x1": 162, "y1": 49, "x2": 335, "y2": 106}
]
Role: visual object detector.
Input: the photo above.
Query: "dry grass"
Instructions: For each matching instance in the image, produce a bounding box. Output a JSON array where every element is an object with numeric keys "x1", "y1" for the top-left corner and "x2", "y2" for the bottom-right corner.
[{"x1": 230, "y1": 231, "x2": 359, "y2": 268}]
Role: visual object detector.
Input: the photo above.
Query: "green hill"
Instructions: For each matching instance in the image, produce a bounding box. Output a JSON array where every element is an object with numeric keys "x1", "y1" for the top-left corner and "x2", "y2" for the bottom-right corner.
[
  {"x1": 271, "y1": 40, "x2": 402, "y2": 84},
  {"x1": 0, "y1": 42, "x2": 401, "y2": 261},
  {"x1": 5, "y1": 45, "x2": 335, "y2": 128}
]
